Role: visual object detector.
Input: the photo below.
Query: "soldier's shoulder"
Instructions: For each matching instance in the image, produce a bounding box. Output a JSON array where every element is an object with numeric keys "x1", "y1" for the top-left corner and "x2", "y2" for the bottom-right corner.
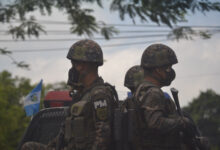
[
  {"x1": 135, "y1": 82, "x2": 164, "y2": 103},
  {"x1": 137, "y1": 82, "x2": 162, "y2": 95},
  {"x1": 90, "y1": 83, "x2": 113, "y2": 98},
  {"x1": 147, "y1": 86, "x2": 163, "y2": 95}
]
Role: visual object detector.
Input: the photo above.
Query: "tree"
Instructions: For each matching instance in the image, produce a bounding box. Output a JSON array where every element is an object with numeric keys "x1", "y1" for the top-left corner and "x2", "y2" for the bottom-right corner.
[
  {"x1": 1, "y1": 0, "x2": 220, "y2": 68},
  {"x1": 0, "y1": 70, "x2": 32, "y2": 150},
  {"x1": 0, "y1": 70, "x2": 71, "y2": 149},
  {"x1": 1, "y1": 0, "x2": 219, "y2": 39},
  {"x1": 183, "y1": 89, "x2": 220, "y2": 150}
]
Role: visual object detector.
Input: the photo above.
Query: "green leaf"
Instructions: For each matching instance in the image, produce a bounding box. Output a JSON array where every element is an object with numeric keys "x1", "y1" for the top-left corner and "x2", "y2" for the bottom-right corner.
[{"x1": 0, "y1": 48, "x2": 12, "y2": 54}]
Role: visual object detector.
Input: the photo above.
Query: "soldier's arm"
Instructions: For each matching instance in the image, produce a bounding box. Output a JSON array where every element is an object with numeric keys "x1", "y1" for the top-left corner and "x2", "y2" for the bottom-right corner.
[
  {"x1": 91, "y1": 89, "x2": 113, "y2": 150},
  {"x1": 141, "y1": 88, "x2": 183, "y2": 134}
]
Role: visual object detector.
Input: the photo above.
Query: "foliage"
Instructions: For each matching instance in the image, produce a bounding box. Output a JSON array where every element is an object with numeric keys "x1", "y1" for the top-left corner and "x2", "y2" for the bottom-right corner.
[
  {"x1": 0, "y1": 70, "x2": 70, "y2": 149},
  {"x1": 110, "y1": 0, "x2": 220, "y2": 27},
  {"x1": 8, "y1": 16, "x2": 46, "y2": 40},
  {"x1": 0, "y1": 70, "x2": 32, "y2": 150},
  {"x1": 168, "y1": 26, "x2": 212, "y2": 41},
  {"x1": 0, "y1": 48, "x2": 30, "y2": 70},
  {"x1": 183, "y1": 89, "x2": 220, "y2": 149},
  {"x1": 0, "y1": 0, "x2": 117, "y2": 40},
  {"x1": 1, "y1": 0, "x2": 219, "y2": 40},
  {"x1": 1, "y1": 0, "x2": 220, "y2": 69}
]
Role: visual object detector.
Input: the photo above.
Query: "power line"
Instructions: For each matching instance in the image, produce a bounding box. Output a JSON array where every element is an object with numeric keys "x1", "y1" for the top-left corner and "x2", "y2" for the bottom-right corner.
[
  {"x1": 10, "y1": 20, "x2": 169, "y2": 27},
  {"x1": 9, "y1": 39, "x2": 168, "y2": 53},
  {"x1": 0, "y1": 34, "x2": 168, "y2": 42},
  {"x1": 1, "y1": 29, "x2": 220, "y2": 35},
  {"x1": 6, "y1": 20, "x2": 220, "y2": 28},
  {"x1": 0, "y1": 29, "x2": 172, "y2": 34}
]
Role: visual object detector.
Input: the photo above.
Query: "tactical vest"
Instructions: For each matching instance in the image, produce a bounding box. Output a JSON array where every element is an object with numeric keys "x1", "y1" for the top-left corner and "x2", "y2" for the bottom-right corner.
[
  {"x1": 111, "y1": 82, "x2": 155, "y2": 150},
  {"x1": 63, "y1": 82, "x2": 118, "y2": 150}
]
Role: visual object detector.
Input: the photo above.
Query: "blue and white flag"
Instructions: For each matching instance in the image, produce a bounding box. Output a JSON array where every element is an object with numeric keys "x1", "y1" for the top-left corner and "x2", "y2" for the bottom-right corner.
[{"x1": 24, "y1": 79, "x2": 43, "y2": 116}]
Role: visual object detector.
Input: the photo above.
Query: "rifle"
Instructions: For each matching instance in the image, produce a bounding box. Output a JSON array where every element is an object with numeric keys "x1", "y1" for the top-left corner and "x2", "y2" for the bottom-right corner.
[
  {"x1": 170, "y1": 88, "x2": 183, "y2": 116},
  {"x1": 170, "y1": 88, "x2": 210, "y2": 150}
]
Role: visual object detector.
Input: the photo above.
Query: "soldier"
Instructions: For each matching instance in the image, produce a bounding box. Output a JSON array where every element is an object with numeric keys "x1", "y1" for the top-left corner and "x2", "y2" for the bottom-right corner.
[
  {"x1": 122, "y1": 65, "x2": 144, "y2": 109},
  {"x1": 22, "y1": 39, "x2": 118, "y2": 150},
  {"x1": 124, "y1": 65, "x2": 144, "y2": 95},
  {"x1": 120, "y1": 65, "x2": 145, "y2": 150},
  {"x1": 133, "y1": 43, "x2": 194, "y2": 150}
]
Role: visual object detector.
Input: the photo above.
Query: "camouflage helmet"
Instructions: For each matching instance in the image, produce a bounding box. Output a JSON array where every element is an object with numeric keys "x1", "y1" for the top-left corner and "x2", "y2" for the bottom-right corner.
[
  {"x1": 67, "y1": 39, "x2": 103, "y2": 66},
  {"x1": 141, "y1": 43, "x2": 178, "y2": 68},
  {"x1": 124, "y1": 65, "x2": 144, "y2": 89}
]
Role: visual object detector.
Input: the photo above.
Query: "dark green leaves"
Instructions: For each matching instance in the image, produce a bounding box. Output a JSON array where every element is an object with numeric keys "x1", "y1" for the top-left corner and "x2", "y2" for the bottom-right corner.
[
  {"x1": 8, "y1": 16, "x2": 46, "y2": 40},
  {"x1": 69, "y1": 8, "x2": 99, "y2": 37},
  {"x1": 110, "y1": 0, "x2": 220, "y2": 28},
  {"x1": 168, "y1": 26, "x2": 212, "y2": 41},
  {"x1": 183, "y1": 89, "x2": 220, "y2": 149},
  {"x1": 0, "y1": 48, "x2": 12, "y2": 54},
  {"x1": 100, "y1": 23, "x2": 119, "y2": 40},
  {"x1": 0, "y1": 48, "x2": 30, "y2": 70}
]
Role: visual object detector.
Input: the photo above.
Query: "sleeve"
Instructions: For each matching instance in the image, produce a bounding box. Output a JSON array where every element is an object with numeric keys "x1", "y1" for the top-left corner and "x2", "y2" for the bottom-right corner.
[
  {"x1": 141, "y1": 87, "x2": 182, "y2": 135},
  {"x1": 91, "y1": 88, "x2": 114, "y2": 150}
]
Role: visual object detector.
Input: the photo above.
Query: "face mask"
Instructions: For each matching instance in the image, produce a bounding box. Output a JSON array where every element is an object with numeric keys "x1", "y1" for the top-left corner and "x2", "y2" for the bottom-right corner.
[
  {"x1": 160, "y1": 68, "x2": 176, "y2": 86},
  {"x1": 67, "y1": 67, "x2": 82, "y2": 90}
]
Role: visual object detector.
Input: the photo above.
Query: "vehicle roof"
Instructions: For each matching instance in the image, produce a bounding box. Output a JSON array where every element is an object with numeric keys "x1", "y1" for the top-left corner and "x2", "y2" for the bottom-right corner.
[{"x1": 44, "y1": 91, "x2": 72, "y2": 101}]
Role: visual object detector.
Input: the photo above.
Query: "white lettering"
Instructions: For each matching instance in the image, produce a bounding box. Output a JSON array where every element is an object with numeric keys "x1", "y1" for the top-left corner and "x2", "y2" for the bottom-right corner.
[{"x1": 94, "y1": 100, "x2": 107, "y2": 109}]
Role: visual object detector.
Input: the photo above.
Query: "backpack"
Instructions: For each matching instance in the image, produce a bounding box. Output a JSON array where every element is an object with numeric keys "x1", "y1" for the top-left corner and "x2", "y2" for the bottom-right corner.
[{"x1": 113, "y1": 82, "x2": 155, "y2": 150}]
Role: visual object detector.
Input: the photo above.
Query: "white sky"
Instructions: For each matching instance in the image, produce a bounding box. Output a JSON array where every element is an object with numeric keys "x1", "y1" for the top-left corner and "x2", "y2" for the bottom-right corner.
[{"x1": 0, "y1": 1, "x2": 220, "y2": 106}]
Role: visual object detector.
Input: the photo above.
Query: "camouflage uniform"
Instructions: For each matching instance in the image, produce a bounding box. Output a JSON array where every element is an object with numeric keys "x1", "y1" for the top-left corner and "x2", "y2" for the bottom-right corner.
[
  {"x1": 65, "y1": 39, "x2": 117, "y2": 150},
  {"x1": 134, "y1": 44, "x2": 185, "y2": 150},
  {"x1": 134, "y1": 82, "x2": 183, "y2": 150},
  {"x1": 22, "y1": 40, "x2": 118, "y2": 150},
  {"x1": 21, "y1": 142, "x2": 48, "y2": 150},
  {"x1": 62, "y1": 77, "x2": 117, "y2": 150}
]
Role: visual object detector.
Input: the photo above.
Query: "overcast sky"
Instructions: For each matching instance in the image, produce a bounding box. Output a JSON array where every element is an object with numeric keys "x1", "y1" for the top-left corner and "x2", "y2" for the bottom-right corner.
[{"x1": 0, "y1": 1, "x2": 220, "y2": 106}]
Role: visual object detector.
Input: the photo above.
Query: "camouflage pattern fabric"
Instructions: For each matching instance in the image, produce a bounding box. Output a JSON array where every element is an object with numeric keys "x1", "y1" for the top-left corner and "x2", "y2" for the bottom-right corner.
[
  {"x1": 63, "y1": 77, "x2": 116, "y2": 150},
  {"x1": 124, "y1": 65, "x2": 144, "y2": 91},
  {"x1": 141, "y1": 43, "x2": 178, "y2": 69},
  {"x1": 21, "y1": 142, "x2": 48, "y2": 150},
  {"x1": 66, "y1": 39, "x2": 103, "y2": 66},
  {"x1": 134, "y1": 81, "x2": 184, "y2": 150}
]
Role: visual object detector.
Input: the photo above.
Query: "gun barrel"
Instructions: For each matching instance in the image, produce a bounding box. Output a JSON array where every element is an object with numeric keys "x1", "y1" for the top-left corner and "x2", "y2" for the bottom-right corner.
[
  {"x1": 170, "y1": 87, "x2": 183, "y2": 116},
  {"x1": 170, "y1": 87, "x2": 178, "y2": 94}
]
